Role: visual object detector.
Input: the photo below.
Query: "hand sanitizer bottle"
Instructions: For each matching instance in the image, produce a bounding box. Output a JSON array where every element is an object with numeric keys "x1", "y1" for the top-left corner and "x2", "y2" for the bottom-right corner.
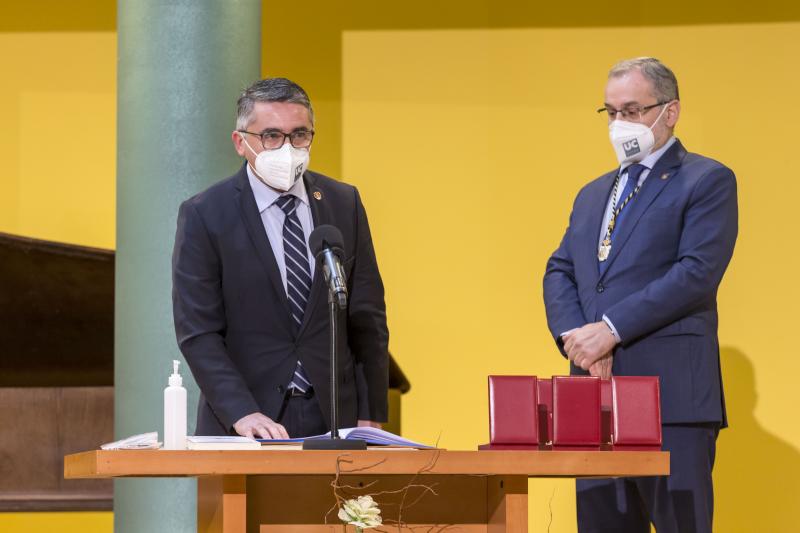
[{"x1": 164, "y1": 360, "x2": 187, "y2": 450}]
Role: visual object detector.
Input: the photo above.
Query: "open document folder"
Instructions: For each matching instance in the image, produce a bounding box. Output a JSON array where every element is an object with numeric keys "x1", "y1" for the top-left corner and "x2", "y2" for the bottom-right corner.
[{"x1": 257, "y1": 426, "x2": 434, "y2": 448}]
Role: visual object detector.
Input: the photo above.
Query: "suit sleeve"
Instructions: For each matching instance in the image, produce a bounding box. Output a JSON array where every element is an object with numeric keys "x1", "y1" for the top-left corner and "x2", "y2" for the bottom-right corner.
[
  {"x1": 543, "y1": 199, "x2": 590, "y2": 356},
  {"x1": 172, "y1": 200, "x2": 260, "y2": 430},
  {"x1": 346, "y1": 188, "x2": 390, "y2": 422},
  {"x1": 604, "y1": 167, "x2": 738, "y2": 343}
]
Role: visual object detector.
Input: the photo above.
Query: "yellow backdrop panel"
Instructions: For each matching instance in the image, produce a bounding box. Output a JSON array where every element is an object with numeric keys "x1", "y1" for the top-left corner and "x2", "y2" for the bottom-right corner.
[
  {"x1": 0, "y1": 31, "x2": 116, "y2": 249},
  {"x1": 340, "y1": 23, "x2": 800, "y2": 532}
]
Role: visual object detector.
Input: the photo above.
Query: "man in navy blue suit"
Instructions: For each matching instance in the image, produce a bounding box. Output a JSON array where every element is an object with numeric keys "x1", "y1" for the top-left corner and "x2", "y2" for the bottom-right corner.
[{"x1": 543, "y1": 57, "x2": 738, "y2": 533}]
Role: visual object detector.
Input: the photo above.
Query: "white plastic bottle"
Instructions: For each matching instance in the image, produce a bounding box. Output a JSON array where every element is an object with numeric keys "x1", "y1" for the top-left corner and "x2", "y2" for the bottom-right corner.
[{"x1": 163, "y1": 359, "x2": 187, "y2": 450}]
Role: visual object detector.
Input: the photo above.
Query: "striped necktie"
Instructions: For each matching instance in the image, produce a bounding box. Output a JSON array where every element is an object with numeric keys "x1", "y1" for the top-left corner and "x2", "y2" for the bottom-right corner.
[{"x1": 276, "y1": 194, "x2": 313, "y2": 393}]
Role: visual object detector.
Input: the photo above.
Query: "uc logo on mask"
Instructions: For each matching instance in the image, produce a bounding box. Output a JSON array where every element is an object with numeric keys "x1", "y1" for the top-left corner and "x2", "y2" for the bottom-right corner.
[{"x1": 623, "y1": 139, "x2": 641, "y2": 157}]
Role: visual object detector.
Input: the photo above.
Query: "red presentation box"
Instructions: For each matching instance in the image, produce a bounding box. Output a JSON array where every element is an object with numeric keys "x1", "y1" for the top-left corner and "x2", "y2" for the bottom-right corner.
[
  {"x1": 600, "y1": 379, "x2": 613, "y2": 446},
  {"x1": 487, "y1": 375, "x2": 538, "y2": 445},
  {"x1": 612, "y1": 376, "x2": 662, "y2": 450},
  {"x1": 552, "y1": 376, "x2": 601, "y2": 449},
  {"x1": 536, "y1": 377, "x2": 553, "y2": 447}
]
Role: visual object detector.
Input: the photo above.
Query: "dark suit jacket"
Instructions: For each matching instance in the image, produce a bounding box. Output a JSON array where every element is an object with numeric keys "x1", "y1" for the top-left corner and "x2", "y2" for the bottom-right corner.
[
  {"x1": 172, "y1": 163, "x2": 389, "y2": 435},
  {"x1": 543, "y1": 140, "x2": 737, "y2": 426}
]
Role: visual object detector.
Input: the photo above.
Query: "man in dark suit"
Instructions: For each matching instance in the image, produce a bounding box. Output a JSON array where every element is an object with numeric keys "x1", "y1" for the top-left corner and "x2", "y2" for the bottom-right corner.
[
  {"x1": 172, "y1": 78, "x2": 388, "y2": 439},
  {"x1": 543, "y1": 58, "x2": 738, "y2": 533}
]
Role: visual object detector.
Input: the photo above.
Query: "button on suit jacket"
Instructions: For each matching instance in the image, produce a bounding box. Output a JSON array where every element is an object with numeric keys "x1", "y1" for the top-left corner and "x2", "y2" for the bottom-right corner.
[
  {"x1": 543, "y1": 140, "x2": 738, "y2": 426},
  {"x1": 172, "y1": 164, "x2": 389, "y2": 435}
]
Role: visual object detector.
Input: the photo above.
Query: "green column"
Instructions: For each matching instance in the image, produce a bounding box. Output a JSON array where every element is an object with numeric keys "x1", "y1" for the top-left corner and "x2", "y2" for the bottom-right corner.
[{"x1": 115, "y1": 1, "x2": 260, "y2": 531}]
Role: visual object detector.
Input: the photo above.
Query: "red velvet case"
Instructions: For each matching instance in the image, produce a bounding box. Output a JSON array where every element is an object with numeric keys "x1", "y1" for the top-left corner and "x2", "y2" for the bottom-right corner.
[
  {"x1": 552, "y1": 376, "x2": 601, "y2": 448},
  {"x1": 600, "y1": 379, "x2": 613, "y2": 446},
  {"x1": 536, "y1": 377, "x2": 553, "y2": 446},
  {"x1": 612, "y1": 376, "x2": 662, "y2": 449},
  {"x1": 488, "y1": 375, "x2": 538, "y2": 445}
]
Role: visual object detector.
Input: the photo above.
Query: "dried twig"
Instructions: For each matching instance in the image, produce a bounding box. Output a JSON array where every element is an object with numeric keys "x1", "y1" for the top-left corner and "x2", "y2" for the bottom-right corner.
[{"x1": 327, "y1": 443, "x2": 446, "y2": 531}]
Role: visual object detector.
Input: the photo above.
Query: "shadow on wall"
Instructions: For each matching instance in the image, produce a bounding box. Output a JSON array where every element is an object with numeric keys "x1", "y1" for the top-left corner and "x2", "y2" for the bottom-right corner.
[{"x1": 714, "y1": 347, "x2": 800, "y2": 532}]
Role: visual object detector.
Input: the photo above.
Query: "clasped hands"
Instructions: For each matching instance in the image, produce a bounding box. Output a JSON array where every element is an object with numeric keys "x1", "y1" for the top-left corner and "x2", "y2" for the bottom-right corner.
[{"x1": 562, "y1": 321, "x2": 617, "y2": 379}]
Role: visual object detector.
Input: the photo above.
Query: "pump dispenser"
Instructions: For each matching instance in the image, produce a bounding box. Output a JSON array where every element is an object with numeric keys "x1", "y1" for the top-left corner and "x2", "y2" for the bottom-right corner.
[{"x1": 164, "y1": 359, "x2": 187, "y2": 449}]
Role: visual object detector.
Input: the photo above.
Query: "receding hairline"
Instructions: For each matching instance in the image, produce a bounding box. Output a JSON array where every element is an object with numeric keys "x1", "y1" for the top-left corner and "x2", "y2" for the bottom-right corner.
[
  {"x1": 606, "y1": 57, "x2": 680, "y2": 102},
  {"x1": 243, "y1": 101, "x2": 313, "y2": 125}
]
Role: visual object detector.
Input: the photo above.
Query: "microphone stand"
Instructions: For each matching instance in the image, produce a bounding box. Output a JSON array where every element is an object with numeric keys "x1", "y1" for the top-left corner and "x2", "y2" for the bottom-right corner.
[{"x1": 302, "y1": 268, "x2": 366, "y2": 450}]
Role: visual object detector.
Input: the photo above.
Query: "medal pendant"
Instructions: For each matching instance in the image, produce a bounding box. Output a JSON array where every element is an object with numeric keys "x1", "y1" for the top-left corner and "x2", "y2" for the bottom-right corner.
[{"x1": 598, "y1": 243, "x2": 611, "y2": 262}]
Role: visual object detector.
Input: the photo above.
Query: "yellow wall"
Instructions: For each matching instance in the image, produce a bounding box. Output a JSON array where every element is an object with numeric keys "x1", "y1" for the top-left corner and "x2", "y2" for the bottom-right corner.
[
  {"x1": 0, "y1": 512, "x2": 112, "y2": 533},
  {"x1": 2, "y1": 1, "x2": 800, "y2": 532},
  {"x1": 0, "y1": 28, "x2": 116, "y2": 249},
  {"x1": 265, "y1": 3, "x2": 800, "y2": 532}
]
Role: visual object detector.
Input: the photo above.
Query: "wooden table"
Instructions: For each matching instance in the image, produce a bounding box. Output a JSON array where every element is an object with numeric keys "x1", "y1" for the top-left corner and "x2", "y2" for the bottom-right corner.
[{"x1": 65, "y1": 449, "x2": 669, "y2": 532}]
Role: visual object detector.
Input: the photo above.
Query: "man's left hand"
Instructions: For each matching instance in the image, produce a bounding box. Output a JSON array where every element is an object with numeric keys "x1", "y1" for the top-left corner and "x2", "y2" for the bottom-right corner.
[
  {"x1": 357, "y1": 420, "x2": 382, "y2": 429},
  {"x1": 563, "y1": 321, "x2": 617, "y2": 370}
]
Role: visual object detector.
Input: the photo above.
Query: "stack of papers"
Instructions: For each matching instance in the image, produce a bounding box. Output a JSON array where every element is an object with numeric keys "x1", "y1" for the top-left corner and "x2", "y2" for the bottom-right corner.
[
  {"x1": 258, "y1": 427, "x2": 433, "y2": 448},
  {"x1": 101, "y1": 432, "x2": 161, "y2": 450},
  {"x1": 186, "y1": 436, "x2": 260, "y2": 450}
]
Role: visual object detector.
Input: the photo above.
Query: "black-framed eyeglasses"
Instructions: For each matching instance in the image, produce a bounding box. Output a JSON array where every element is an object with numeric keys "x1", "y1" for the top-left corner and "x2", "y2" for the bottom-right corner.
[
  {"x1": 597, "y1": 101, "x2": 671, "y2": 122},
  {"x1": 238, "y1": 129, "x2": 315, "y2": 150}
]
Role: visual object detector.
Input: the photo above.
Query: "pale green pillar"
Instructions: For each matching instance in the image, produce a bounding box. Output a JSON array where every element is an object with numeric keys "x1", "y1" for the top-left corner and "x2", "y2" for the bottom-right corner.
[{"x1": 115, "y1": 1, "x2": 260, "y2": 531}]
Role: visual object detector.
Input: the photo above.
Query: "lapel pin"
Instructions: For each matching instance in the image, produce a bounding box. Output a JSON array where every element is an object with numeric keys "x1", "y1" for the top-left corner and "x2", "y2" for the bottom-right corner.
[
  {"x1": 660, "y1": 173, "x2": 669, "y2": 180},
  {"x1": 313, "y1": 191, "x2": 322, "y2": 200}
]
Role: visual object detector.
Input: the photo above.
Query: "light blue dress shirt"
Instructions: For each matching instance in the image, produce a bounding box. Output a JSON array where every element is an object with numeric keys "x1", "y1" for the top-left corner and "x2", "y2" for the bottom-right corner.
[{"x1": 246, "y1": 164, "x2": 316, "y2": 292}]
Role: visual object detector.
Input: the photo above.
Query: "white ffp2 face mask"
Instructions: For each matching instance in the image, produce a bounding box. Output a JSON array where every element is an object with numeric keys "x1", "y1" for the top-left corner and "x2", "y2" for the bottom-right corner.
[
  {"x1": 608, "y1": 104, "x2": 669, "y2": 165},
  {"x1": 241, "y1": 136, "x2": 309, "y2": 191}
]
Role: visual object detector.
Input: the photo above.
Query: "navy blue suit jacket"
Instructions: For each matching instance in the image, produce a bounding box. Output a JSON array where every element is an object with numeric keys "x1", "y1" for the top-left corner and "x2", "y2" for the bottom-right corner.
[
  {"x1": 543, "y1": 140, "x2": 737, "y2": 426},
  {"x1": 172, "y1": 164, "x2": 389, "y2": 435}
]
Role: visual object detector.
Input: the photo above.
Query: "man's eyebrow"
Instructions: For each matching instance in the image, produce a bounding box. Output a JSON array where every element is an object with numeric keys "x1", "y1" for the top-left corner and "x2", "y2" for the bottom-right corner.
[
  {"x1": 603, "y1": 101, "x2": 642, "y2": 109},
  {"x1": 257, "y1": 127, "x2": 311, "y2": 134}
]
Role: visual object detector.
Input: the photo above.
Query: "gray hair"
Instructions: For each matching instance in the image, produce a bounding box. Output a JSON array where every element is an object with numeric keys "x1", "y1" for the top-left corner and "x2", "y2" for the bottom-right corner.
[
  {"x1": 235, "y1": 77, "x2": 315, "y2": 130},
  {"x1": 608, "y1": 57, "x2": 680, "y2": 102}
]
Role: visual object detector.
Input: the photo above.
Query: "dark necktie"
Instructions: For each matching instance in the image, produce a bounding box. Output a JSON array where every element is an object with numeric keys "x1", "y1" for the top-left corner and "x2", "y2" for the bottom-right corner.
[
  {"x1": 612, "y1": 163, "x2": 646, "y2": 232},
  {"x1": 276, "y1": 195, "x2": 312, "y2": 393},
  {"x1": 598, "y1": 164, "x2": 647, "y2": 275}
]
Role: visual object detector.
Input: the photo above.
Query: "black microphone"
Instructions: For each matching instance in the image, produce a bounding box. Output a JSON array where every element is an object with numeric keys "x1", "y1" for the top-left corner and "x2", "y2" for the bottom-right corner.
[
  {"x1": 309, "y1": 225, "x2": 348, "y2": 309},
  {"x1": 303, "y1": 224, "x2": 365, "y2": 450}
]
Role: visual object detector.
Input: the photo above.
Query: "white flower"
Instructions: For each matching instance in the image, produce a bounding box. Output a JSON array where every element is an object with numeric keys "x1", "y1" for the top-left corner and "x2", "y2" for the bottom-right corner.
[{"x1": 338, "y1": 495, "x2": 383, "y2": 530}]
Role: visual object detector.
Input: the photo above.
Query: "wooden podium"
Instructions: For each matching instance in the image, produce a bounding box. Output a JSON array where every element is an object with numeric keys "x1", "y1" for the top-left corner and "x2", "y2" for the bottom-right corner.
[{"x1": 65, "y1": 449, "x2": 668, "y2": 532}]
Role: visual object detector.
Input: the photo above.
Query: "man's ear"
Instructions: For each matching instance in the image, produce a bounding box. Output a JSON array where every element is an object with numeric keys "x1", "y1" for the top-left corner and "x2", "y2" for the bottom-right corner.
[
  {"x1": 232, "y1": 130, "x2": 246, "y2": 157},
  {"x1": 666, "y1": 100, "x2": 681, "y2": 129}
]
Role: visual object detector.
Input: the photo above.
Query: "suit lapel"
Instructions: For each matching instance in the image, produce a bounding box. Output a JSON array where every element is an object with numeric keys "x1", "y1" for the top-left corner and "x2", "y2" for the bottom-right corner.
[
  {"x1": 297, "y1": 172, "x2": 329, "y2": 338},
  {"x1": 599, "y1": 140, "x2": 687, "y2": 278},
  {"x1": 233, "y1": 167, "x2": 293, "y2": 330}
]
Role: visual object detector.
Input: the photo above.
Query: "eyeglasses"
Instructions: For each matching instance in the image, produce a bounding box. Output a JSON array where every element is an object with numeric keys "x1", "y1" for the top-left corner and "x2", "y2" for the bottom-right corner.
[
  {"x1": 238, "y1": 129, "x2": 315, "y2": 150},
  {"x1": 597, "y1": 101, "x2": 671, "y2": 122}
]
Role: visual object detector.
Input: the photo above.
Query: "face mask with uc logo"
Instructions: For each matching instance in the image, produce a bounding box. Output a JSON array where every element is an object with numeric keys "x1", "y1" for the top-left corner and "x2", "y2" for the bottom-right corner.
[
  {"x1": 608, "y1": 104, "x2": 669, "y2": 165},
  {"x1": 240, "y1": 135, "x2": 310, "y2": 192}
]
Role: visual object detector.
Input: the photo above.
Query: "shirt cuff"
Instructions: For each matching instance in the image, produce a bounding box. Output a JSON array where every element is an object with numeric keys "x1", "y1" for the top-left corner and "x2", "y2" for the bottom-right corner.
[
  {"x1": 559, "y1": 328, "x2": 578, "y2": 340},
  {"x1": 602, "y1": 315, "x2": 622, "y2": 344}
]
